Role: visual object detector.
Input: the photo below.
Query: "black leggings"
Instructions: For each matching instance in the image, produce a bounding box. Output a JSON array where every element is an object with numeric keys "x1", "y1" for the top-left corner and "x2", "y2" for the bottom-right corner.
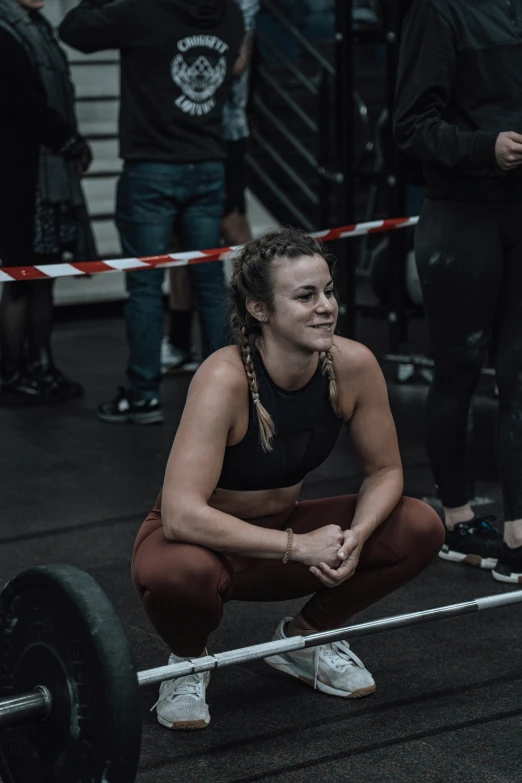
[
  {"x1": 0, "y1": 279, "x2": 55, "y2": 377},
  {"x1": 415, "y1": 199, "x2": 522, "y2": 520}
]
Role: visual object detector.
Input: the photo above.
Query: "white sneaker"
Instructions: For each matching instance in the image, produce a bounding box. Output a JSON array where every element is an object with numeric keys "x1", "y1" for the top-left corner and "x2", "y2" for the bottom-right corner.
[
  {"x1": 161, "y1": 338, "x2": 200, "y2": 375},
  {"x1": 265, "y1": 617, "x2": 376, "y2": 698},
  {"x1": 153, "y1": 653, "x2": 210, "y2": 730}
]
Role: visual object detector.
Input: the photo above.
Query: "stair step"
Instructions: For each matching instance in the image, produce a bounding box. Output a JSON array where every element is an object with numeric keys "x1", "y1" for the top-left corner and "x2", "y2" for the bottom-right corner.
[
  {"x1": 89, "y1": 138, "x2": 120, "y2": 160},
  {"x1": 71, "y1": 64, "x2": 119, "y2": 96},
  {"x1": 87, "y1": 159, "x2": 122, "y2": 177},
  {"x1": 81, "y1": 120, "x2": 118, "y2": 139},
  {"x1": 64, "y1": 48, "x2": 119, "y2": 66},
  {"x1": 91, "y1": 220, "x2": 121, "y2": 256},
  {"x1": 77, "y1": 100, "x2": 119, "y2": 127},
  {"x1": 55, "y1": 271, "x2": 127, "y2": 304}
]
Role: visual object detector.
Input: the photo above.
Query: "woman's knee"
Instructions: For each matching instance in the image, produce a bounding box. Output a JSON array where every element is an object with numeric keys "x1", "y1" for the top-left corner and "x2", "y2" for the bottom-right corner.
[
  {"x1": 391, "y1": 497, "x2": 445, "y2": 561},
  {"x1": 132, "y1": 541, "x2": 227, "y2": 606}
]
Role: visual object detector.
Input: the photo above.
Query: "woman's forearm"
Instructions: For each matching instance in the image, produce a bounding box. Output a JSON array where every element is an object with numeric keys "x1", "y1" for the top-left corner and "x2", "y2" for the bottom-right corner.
[
  {"x1": 162, "y1": 502, "x2": 289, "y2": 560},
  {"x1": 350, "y1": 467, "x2": 404, "y2": 544}
]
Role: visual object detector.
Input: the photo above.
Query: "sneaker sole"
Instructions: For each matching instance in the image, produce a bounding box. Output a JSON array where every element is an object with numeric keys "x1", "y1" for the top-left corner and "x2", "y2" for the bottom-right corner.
[
  {"x1": 157, "y1": 715, "x2": 209, "y2": 731},
  {"x1": 97, "y1": 410, "x2": 165, "y2": 425},
  {"x1": 438, "y1": 549, "x2": 497, "y2": 570},
  {"x1": 491, "y1": 569, "x2": 522, "y2": 584},
  {"x1": 265, "y1": 656, "x2": 376, "y2": 698}
]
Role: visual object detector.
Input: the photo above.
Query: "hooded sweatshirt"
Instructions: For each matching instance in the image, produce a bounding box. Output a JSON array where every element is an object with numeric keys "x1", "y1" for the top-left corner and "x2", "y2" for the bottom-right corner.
[
  {"x1": 59, "y1": 0, "x2": 244, "y2": 162},
  {"x1": 394, "y1": 0, "x2": 522, "y2": 201}
]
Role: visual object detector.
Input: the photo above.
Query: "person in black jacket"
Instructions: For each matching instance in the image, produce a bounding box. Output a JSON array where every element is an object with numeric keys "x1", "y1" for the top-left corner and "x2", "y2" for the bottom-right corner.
[
  {"x1": 394, "y1": 0, "x2": 522, "y2": 583},
  {"x1": 60, "y1": 0, "x2": 245, "y2": 425},
  {"x1": 0, "y1": 0, "x2": 94, "y2": 402}
]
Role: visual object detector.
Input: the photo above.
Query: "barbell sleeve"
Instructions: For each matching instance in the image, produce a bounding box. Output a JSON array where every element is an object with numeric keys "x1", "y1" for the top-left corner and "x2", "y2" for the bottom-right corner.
[{"x1": 0, "y1": 687, "x2": 52, "y2": 731}]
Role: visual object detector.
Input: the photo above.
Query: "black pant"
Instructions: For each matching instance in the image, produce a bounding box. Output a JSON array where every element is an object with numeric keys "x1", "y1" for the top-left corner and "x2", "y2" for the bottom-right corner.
[
  {"x1": 224, "y1": 138, "x2": 247, "y2": 217},
  {"x1": 415, "y1": 198, "x2": 522, "y2": 520}
]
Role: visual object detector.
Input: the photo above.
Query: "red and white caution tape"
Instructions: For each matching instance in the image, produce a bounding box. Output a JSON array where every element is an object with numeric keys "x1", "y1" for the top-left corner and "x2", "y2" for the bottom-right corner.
[{"x1": 0, "y1": 216, "x2": 418, "y2": 283}]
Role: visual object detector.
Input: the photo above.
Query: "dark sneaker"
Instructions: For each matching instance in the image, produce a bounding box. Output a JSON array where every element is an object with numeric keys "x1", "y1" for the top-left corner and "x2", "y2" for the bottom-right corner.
[
  {"x1": 0, "y1": 370, "x2": 47, "y2": 400},
  {"x1": 43, "y1": 366, "x2": 84, "y2": 400},
  {"x1": 97, "y1": 387, "x2": 164, "y2": 424},
  {"x1": 26, "y1": 349, "x2": 84, "y2": 402},
  {"x1": 492, "y1": 544, "x2": 522, "y2": 584},
  {"x1": 438, "y1": 516, "x2": 501, "y2": 570}
]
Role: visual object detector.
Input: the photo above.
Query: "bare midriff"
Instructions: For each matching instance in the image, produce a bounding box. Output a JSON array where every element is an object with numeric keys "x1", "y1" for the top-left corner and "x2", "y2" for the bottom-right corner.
[{"x1": 209, "y1": 482, "x2": 303, "y2": 522}]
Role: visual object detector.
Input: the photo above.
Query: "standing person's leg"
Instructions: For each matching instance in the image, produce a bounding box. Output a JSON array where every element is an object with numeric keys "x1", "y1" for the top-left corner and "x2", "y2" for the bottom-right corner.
[
  {"x1": 162, "y1": 267, "x2": 200, "y2": 374},
  {"x1": 98, "y1": 162, "x2": 178, "y2": 423},
  {"x1": 1, "y1": 277, "x2": 82, "y2": 400},
  {"x1": 492, "y1": 202, "x2": 522, "y2": 582},
  {"x1": 0, "y1": 282, "x2": 28, "y2": 380},
  {"x1": 25, "y1": 271, "x2": 84, "y2": 400},
  {"x1": 222, "y1": 63, "x2": 253, "y2": 246},
  {"x1": 179, "y1": 161, "x2": 230, "y2": 357},
  {"x1": 415, "y1": 199, "x2": 503, "y2": 567},
  {"x1": 26, "y1": 278, "x2": 54, "y2": 356},
  {"x1": 0, "y1": 282, "x2": 36, "y2": 395},
  {"x1": 221, "y1": 138, "x2": 253, "y2": 246}
]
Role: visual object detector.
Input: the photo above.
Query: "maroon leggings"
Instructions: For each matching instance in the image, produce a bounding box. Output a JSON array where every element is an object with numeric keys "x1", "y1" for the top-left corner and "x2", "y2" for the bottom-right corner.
[{"x1": 131, "y1": 494, "x2": 444, "y2": 657}]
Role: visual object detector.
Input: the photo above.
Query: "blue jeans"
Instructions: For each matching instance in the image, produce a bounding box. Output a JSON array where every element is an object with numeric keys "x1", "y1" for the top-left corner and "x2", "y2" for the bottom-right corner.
[{"x1": 115, "y1": 160, "x2": 229, "y2": 400}]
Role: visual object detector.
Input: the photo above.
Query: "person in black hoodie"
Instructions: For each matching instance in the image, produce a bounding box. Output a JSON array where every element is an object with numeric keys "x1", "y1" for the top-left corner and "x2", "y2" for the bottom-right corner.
[
  {"x1": 0, "y1": 0, "x2": 94, "y2": 403},
  {"x1": 59, "y1": 0, "x2": 245, "y2": 425},
  {"x1": 394, "y1": 0, "x2": 522, "y2": 583}
]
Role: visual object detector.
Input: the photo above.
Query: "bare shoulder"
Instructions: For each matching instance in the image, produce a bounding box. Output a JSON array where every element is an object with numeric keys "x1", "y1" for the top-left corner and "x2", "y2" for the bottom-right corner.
[
  {"x1": 186, "y1": 345, "x2": 248, "y2": 407},
  {"x1": 330, "y1": 335, "x2": 381, "y2": 379},
  {"x1": 328, "y1": 336, "x2": 384, "y2": 418},
  {"x1": 164, "y1": 347, "x2": 249, "y2": 508}
]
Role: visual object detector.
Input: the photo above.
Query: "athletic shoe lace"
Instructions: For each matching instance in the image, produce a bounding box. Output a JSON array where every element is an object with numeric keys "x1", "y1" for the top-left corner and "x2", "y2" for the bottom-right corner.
[
  {"x1": 312, "y1": 639, "x2": 365, "y2": 690},
  {"x1": 150, "y1": 673, "x2": 203, "y2": 711}
]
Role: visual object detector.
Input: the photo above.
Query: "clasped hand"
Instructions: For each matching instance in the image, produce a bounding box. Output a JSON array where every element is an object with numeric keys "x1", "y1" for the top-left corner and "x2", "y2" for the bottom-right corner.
[{"x1": 295, "y1": 525, "x2": 363, "y2": 588}]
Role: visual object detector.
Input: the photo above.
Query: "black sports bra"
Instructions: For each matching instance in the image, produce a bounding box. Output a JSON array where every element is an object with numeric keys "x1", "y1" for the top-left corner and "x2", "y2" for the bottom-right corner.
[{"x1": 216, "y1": 350, "x2": 344, "y2": 491}]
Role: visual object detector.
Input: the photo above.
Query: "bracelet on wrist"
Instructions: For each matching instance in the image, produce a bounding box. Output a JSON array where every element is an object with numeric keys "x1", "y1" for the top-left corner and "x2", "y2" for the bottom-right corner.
[{"x1": 282, "y1": 528, "x2": 293, "y2": 564}]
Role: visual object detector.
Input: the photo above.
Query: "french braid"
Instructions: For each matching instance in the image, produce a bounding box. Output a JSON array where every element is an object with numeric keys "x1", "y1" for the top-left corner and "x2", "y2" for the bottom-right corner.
[
  {"x1": 319, "y1": 351, "x2": 342, "y2": 417},
  {"x1": 239, "y1": 325, "x2": 275, "y2": 452}
]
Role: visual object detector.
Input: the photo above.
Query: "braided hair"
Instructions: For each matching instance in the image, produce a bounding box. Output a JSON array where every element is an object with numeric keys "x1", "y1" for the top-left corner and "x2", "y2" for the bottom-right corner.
[{"x1": 228, "y1": 227, "x2": 341, "y2": 452}]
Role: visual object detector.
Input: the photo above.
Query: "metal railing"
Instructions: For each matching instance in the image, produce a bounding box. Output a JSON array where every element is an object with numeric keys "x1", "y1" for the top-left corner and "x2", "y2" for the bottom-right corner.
[
  {"x1": 247, "y1": 0, "x2": 336, "y2": 230},
  {"x1": 248, "y1": 0, "x2": 384, "y2": 235}
]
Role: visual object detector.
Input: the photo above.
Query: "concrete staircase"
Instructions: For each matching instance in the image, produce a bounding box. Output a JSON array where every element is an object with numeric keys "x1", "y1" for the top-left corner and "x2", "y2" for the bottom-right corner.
[{"x1": 28, "y1": 0, "x2": 277, "y2": 305}]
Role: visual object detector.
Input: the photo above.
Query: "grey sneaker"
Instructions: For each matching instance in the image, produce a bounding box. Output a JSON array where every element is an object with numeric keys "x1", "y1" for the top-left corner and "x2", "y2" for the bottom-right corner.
[
  {"x1": 161, "y1": 338, "x2": 200, "y2": 375},
  {"x1": 265, "y1": 617, "x2": 376, "y2": 698},
  {"x1": 152, "y1": 653, "x2": 210, "y2": 731}
]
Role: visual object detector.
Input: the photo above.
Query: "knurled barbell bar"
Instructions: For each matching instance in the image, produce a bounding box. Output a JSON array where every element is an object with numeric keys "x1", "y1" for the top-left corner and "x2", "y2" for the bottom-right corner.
[{"x1": 0, "y1": 564, "x2": 520, "y2": 783}]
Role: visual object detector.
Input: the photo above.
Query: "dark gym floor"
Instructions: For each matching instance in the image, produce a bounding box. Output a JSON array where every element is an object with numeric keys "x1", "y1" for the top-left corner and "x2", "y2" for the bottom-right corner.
[{"x1": 1, "y1": 304, "x2": 520, "y2": 783}]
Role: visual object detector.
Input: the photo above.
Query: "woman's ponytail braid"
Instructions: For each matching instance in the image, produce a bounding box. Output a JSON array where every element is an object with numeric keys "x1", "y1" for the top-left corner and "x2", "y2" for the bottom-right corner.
[
  {"x1": 319, "y1": 351, "x2": 341, "y2": 417},
  {"x1": 238, "y1": 324, "x2": 276, "y2": 451}
]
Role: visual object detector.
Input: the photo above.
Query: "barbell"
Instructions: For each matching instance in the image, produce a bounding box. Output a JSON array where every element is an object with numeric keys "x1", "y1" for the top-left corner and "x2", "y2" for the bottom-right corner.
[{"x1": 0, "y1": 564, "x2": 520, "y2": 783}]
